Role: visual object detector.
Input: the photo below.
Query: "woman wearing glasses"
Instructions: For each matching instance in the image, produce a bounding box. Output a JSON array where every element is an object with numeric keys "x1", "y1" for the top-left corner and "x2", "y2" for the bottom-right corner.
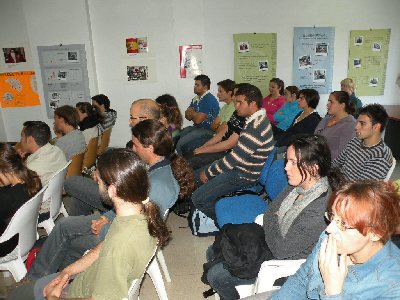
[{"x1": 270, "y1": 180, "x2": 400, "y2": 299}]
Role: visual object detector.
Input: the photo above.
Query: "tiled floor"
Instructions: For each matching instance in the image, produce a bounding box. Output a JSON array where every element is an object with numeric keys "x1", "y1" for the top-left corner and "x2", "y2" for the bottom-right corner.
[{"x1": 139, "y1": 213, "x2": 214, "y2": 300}]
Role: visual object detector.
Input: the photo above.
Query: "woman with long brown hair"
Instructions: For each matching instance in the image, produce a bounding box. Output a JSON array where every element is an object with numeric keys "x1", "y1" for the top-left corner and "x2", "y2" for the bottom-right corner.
[{"x1": 0, "y1": 143, "x2": 42, "y2": 256}]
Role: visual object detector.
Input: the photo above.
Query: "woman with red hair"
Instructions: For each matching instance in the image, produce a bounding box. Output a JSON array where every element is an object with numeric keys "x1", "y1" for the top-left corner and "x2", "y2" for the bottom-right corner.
[{"x1": 270, "y1": 180, "x2": 400, "y2": 299}]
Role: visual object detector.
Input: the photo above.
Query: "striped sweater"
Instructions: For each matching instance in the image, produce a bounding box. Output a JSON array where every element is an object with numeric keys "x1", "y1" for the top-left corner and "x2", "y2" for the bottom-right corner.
[
  {"x1": 205, "y1": 109, "x2": 274, "y2": 181},
  {"x1": 332, "y1": 137, "x2": 393, "y2": 181}
]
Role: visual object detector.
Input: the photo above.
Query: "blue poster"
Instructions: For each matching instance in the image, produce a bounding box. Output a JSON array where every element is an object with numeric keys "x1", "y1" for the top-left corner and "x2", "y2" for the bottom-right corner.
[{"x1": 293, "y1": 27, "x2": 335, "y2": 94}]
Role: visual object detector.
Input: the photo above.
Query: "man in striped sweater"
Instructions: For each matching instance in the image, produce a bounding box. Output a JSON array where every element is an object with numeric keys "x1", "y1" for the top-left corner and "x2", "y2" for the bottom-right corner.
[
  {"x1": 192, "y1": 84, "x2": 274, "y2": 220},
  {"x1": 332, "y1": 104, "x2": 393, "y2": 181}
]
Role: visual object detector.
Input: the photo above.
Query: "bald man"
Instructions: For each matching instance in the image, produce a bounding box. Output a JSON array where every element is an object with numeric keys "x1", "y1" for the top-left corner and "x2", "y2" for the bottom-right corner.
[{"x1": 64, "y1": 99, "x2": 161, "y2": 216}]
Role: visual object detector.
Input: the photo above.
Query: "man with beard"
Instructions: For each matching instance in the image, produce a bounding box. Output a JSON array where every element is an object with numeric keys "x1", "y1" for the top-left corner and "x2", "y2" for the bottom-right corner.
[{"x1": 8, "y1": 148, "x2": 169, "y2": 300}]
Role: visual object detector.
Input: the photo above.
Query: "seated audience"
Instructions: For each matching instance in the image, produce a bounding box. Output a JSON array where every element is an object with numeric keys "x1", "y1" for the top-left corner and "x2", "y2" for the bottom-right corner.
[
  {"x1": 341, "y1": 77, "x2": 363, "y2": 118},
  {"x1": 53, "y1": 105, "x2": 86, "y2": 160},
  {"x1": 314, "y1": 91, "x2": 356, "y2": 159},
  {"x1": 269, "y1": 181, "x2": 400, "y2": 299},
  {"x1": 9, "y1": 148, "x2": 170, "y2": 300},
  {"x1": 175, "y1": 74, "x2": 220, "y2": 155},
  {"x1": 332, "y1": 104, "x2": 393, "y2": 181},
  {"x1": 272, "y1": 85, "x2": 301, "y2": 140},
  {"x1": 64, "y1": 99, "x2": 165, "y2": 215},
  {"x1": 155, "y1": 94, "x2": 183, "y2": 138},
  {"x1": 0, "y1": 143, "x2": 42, "y2": 257},
  {"x1": 75, "y1": 102, "x2": 103, "y2": 144},
  {"x1": 262, "y1": 78, "x2": 285, "y2": 125},
  {"x1": 91, "y1": 94, "x2": 117, "y2": 131},
  {"x1": 192, "y1": 84, "x2": 274, "y2": 220},
  {"x1": 26, "y1": 119, "x2": 193, "y2": 281},
  {"x1": 19, "y1": 121, "x2": 67, "y2": 215},
  {"x1": 186, "y1": 84, "x2": 247, "y2": 170},
  {"x1": 205, "y1": 135, "x2": 342, "y2": 299},
  {"x1": 275, "y1": 89, "x2": 321, "y2": 147}
]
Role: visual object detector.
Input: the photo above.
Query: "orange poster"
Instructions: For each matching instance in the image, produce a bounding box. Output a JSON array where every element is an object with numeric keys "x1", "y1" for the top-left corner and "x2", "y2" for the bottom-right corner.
[{"x1": 0, "y1": 71, "x2": 40, "y2": 108}]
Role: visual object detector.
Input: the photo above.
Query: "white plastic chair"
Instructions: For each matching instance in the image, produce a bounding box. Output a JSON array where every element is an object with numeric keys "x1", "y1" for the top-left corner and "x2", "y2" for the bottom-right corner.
[
  {"x1": 385, "y1": 157, "x2": 397, "y2": 181},
  {"x1": 0, "y1": 186, "x2": 47, "y2": 281},
  {"x1": 38, "y1": 161, "x2": 71, "y2": 234},
  {"x1": 156, "y1": 209, "x2": 171, "y2": 283},
  {"x1": 232, "y1": 214, "x2": 305, "y2": 298},
  {"x1": 128, "y1": 246, "x2": 169, "y2": 300}
]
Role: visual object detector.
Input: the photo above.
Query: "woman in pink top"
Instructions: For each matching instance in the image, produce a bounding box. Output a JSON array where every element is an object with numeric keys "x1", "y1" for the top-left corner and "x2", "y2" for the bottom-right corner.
[{"x1": 262, "y1": 78, "x2": 285, "y2": 125}]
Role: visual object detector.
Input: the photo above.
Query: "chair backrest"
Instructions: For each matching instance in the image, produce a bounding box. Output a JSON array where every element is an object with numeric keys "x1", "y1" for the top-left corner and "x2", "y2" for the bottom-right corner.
[
  {"x1": 82, "y1": 136, "x2": 99, "y2": 170},
  {"x1": 66, "y1": 151, "x2": 85, "y2": 178},
  {"x1": 385, "y1": 157, "x2": 397, "y2": 182},
  {"x1": 258, "y1": 148, "x2": 277, "y2": 186},
  {"x1": 254, "y1": 259, "x2": 306, "y2": 294},
  {"x1": 44, "y1": 162, "x2": 71, "y2": 219},
  {"x1": 97, "y1": 127, "x2": 112, "y2": 156},
  {"x1": 128, "y1": 246, "x2": 158, "y2": 300},
  {"x1": 0, "y1": 186, "x2": 47, "y2": 257},
  {"x1": 265, "y1": 159, "x2": 288, "y2": 201}
]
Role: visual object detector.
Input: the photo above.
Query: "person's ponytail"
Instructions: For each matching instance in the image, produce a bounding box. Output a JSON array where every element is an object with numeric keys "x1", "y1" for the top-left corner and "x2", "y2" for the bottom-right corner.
[
  {"x1": 142, "y1": 201, "x2": 170, "y2": 248},
  {"x1": 169, "y1": 153, "x2": 195, "y2": 200}
]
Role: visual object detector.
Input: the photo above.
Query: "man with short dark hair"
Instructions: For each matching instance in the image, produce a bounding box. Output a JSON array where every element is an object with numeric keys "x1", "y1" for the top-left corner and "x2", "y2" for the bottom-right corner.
[
  {"x1": 19, "y1": 121, "x2": 67, "y2": 214},
  {"x1": 175, "y1": 74, "x2": 220, "y2": 155},
  {"x1": 91, "y1": 94, "x2": 117, "y2": 131},
  {"x1": 332, "y1": 103, "x2": 393, "y2": 181},
  {"x1": 192, "y1": 84, "x2": 274, "y2": 219},
  {"x1": 54, "y1": 105, "x2": 86, "y2": 160}
]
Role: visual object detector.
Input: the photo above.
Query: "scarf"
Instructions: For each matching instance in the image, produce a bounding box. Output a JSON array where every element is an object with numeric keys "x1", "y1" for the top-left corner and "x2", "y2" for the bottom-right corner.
[{"x1": 277, "y1": 176, "x2": 329, "y2": 237}]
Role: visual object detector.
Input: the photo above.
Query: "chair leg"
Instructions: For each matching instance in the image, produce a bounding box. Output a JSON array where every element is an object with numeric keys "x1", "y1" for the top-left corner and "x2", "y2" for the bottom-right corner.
[
  {"x1": 146, "y1": 258, "x2": 169, "y2": 300},
  {"x1": 61, "y1": 203, "x2": 69, "y2": 217},
  {"x1": 42, "y1": 219, "x2": 55, "y2": 235},
  {"x1": 156, "y1": 249, "x2": 171, "y2": 283},
  {"x1": 6, "y1": 259, "x2": 28, "y2": 282}
]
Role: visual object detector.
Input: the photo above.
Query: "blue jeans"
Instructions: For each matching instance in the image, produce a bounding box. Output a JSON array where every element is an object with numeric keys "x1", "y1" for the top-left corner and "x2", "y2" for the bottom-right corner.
[
  {"x1": 175, "y1": 126, "x2": 213, "y2": 155},
  {"x1": 192, "y1": 166, "x2": 254, "y2": 220},
  {"x1": 64, "y1": 176, "x2": 111, "y2": 216},
  {"x1": 206, "y1": 246, "x2": 256, "y2": 300},
  {"x1": 27, "y1": 214, "x2": 101, "y2": 280}
]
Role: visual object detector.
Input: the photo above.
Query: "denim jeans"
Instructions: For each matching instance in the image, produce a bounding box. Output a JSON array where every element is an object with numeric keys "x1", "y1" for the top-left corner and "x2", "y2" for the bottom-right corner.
[
  {"x1": 64, "y1": 176, "x2": 111, "y2": 216},
  {"x1": 175, "y1": 126, "x2": 213, "y2": 155},
  {"x1": 27, "y1": 214, "x2": 101, "y2": 280},
  {"x1": 186, "y1": 151, "x2": 225, "y2": 170},
  {"x1": 192, "y1": 166, "x2": 254, "y2": 220},
  {"x1": 206, "y1": 246, "x2": 256, "y2": 300}
]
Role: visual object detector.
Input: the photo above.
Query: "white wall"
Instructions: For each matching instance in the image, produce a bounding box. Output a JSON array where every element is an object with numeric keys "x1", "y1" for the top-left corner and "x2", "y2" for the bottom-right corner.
[
  {"x1": 0, "y1": 0, "x2": 98, "y2": 142},
  {"x1": 0, "y1": 0, "x2": 41, "y2": 142},
  {"x1": 1, "y1": 0, "x2": 399, "y2": 145},
  {"x1": 89, "y1": 0, "x2": 400, "y2": 146}
]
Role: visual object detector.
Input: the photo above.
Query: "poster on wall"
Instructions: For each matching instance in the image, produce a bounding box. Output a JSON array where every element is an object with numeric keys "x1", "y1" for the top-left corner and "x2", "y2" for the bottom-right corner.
[
  {"x1": 127, "y1": 66, "x2": 148, "y2": 81},
  {"x1": 347, "y1": 29, "x2": 391, "y2": 96},
  {"x1": 0, "y1": 71, "x2": 40, "y2": 108},
  {"x1": 126, "y1": 37, "x2": 148, "y2": 55},
  {"x1": 233, "y1": 33, "x2": 276, "y2": 96},
  {"x1": 2, "y1": 47, "x2": 27, "y2": 64},
  {"x1": 293, "y1": 27, "x2": 335, "y2": 94},
  {"x1": 37, "y1": 44, "x2": 90, "y2": 118},
  {"x1": 179, "y1": 45, "x2": 203, "y2": 78}
]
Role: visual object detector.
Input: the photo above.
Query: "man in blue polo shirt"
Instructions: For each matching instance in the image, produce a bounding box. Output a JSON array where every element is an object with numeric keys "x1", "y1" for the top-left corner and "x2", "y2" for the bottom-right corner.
[{"x1": 175, "y1": 74, "x2": 219, "y2": 155}]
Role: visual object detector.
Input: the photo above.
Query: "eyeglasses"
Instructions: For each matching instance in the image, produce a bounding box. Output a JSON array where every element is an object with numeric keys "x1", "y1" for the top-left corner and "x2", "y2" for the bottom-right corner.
[
  {"x1": 129, "y1": 116, "x2": 147, "y2": 121},
  {"x1": 324, "y1": 212, "x2": 355, "y2": 231}
]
